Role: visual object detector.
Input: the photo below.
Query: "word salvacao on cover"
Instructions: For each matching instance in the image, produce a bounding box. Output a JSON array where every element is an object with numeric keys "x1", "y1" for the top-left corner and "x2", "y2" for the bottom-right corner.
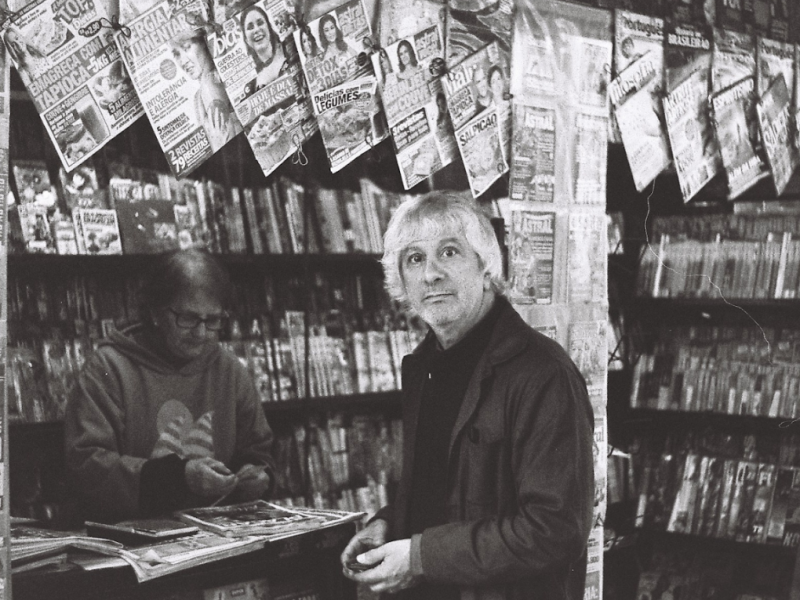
[
  {"x1": 115, "y1": 0, "x2": 243, "y2": 178},
  {"x1": 294, "y1": 0, "x2": 387, "y2": 172},
  {"x1": 2, "y1": 0, "x2": 144, "y2": 171},
  {"x1": 371, "y1": 25, "x2": 457, "y2": 190},
  {"x1": 440, "y1": 41, "x2": 510, "y2": 198},
  {"x1": 207, "y1": 0, "x2": 318, "y2": 178}
]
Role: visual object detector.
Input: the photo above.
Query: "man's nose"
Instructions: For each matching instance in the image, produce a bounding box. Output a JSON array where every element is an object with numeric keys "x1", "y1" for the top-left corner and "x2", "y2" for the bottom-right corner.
[{"x1": 424, "y1": 257, "x2": 444, "y2": 282}]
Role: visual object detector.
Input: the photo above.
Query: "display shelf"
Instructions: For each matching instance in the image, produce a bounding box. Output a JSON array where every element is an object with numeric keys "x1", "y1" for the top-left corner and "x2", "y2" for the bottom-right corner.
[
  {"x1": 7, "y1": 252, "x2": 384, "y2": 276},
  {"x1": 623, "y1": 407, "x2": 799, "y2": 434},
  {"x1": 637, "y1": 528, "x2": 798, "y2": 556}
]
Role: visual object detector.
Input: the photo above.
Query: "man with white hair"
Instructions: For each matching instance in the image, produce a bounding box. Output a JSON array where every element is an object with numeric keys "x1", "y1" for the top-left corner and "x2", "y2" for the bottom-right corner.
[{"x1": 341, "y1": 192, "x2": 594, "y2": 600}]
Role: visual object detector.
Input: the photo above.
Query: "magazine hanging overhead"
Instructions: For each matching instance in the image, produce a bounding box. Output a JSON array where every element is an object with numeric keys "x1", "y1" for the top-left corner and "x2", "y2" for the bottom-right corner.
[
  {"x1": 207, "y1": 0, "x2": 318, "y2": 179},
  {"x1": 115, "y1": 0, "x2": 242, "y2": 178},
  {"x1": 1, "y1": 0, "x2": 144, "y2": 172}
]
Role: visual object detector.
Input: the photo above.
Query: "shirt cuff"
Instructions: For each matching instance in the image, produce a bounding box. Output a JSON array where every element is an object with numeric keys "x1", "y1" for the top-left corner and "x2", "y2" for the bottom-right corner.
[{"x1": 410, "y1": 533, "x2": 424, "y2": 578}]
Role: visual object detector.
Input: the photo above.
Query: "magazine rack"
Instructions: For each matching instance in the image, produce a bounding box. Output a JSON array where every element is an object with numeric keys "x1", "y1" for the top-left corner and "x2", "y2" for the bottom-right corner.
[{"x1": 11, "y1": 521, "x2": 357, "y2": 600}]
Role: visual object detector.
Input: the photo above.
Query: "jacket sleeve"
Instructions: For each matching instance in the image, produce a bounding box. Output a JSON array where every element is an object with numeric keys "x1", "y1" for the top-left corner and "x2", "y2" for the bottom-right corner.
[
  {"x1": 229, "y1": 362, "x2": 277, "y2": 493},
  {"x1": 63, "y1": 353, "x2": 152, "y2": 520},
  {"x1": 419, "y1": 363, "x2": 595, "y2": 585}
]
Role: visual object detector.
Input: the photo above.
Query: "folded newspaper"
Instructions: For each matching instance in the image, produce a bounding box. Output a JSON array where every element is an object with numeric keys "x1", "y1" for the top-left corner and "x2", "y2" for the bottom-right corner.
[{"x1": 175, "y1": 500, "x2": 365, "y2": 538}]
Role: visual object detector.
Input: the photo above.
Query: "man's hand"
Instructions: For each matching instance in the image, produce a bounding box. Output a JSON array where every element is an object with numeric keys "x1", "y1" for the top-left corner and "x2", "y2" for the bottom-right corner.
[
  {"x1": 234, "y1": 464, "x2": 270, "y2": 501},
  {"x1": 345, "y1": 539, "x2": 422, "y2": 594},
  {"x1": 185, "y1": 457, "x2": 237, "y2": 498},
  {"x1": 341, "y1": 518, "x2": 388, "y2": 571}
]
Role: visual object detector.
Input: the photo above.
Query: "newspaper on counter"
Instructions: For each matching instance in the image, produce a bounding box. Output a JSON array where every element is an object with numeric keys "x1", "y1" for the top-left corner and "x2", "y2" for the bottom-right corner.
[
  {"x1": 115, "y1": 0, "x2": 243, "y2": 178},
  {"x1": 312, "y1": 75, "x2": 386, "y2": 172},
  {"x1": 207, "y1": 0, "x2": 317, "y2": 178},
  {"x1": 509, "y1": 104, "x2": 555, "y2": 202},
  {"x1": 2, "y1": 0, "x2": 144, "y2": 171},
  {"x1": 710, "y1": 76, "x2": 768, "y2": 199},
  {"x1": 711, "y1": 28, "x2": 755, "y2": 93},
  {"x1": 664, "y1": 23, "x2": 711, "y2": 93},
  {"x1": 756, "y1": 74, "x2": 798, "y2": 196},
  {"x1": 293, "y1": 0, "x2": 372, "y2": 95},
  {"x1": 508, "y1": 208, "x2": 555, "y2": 305},
  {"x1": 441, "y1": 41, "x2": 510, "y2": 196},
  {"x1": 756, "y1": 36, "x2": 794, "y2": 98},
  {"x1": 175, "y1": 500, "x2": 364, "y2": 538},
  {"x1": 664, "y1": 68, "x2": 721, "y2": 202},
  {"x1": 609, "y1": 50, "x2": 670, "y2": 192},
  {"x1": 372, "y1": 25, "x2": 456, "y2": 189},
  {"x1": 614, "y1": 10, "x2": 664, "y2": 77},
  {"x1": 444, "y1": 0, "x2": 513, "y2": 66},
  {"x1": 376, "y1": 0, "x2": 444, "y2": 48}
]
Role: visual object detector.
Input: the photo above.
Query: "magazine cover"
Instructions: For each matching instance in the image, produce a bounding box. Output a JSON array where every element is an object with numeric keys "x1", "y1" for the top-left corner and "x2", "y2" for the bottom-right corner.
[
  {"x1": 12, "y1": 159, "x2": 55, "y2": 205},
  {"x1": 508, "y1": 209, "x2": 555, "y2": 305},
  {"x1": 663, "y1": 68, "x2": 721, "y2": 201},
  {"x1": 312, "y1": 75, "x2": 386, "y2": 172},
  {"x1": 58, "y1": 164, "x2": 105, "y2": 210},
  {"x1": 614, "y1": 10, "x2": 665, "y2": 77},
  {"x1": 715, "y1": 0, "x2": 743, "y2": 29},
  {"x1": 573, "y1": 111, "x2": 608, "y2": 205},
  {"x1": 710, "y1": 76, "x2": 768, "y2": 199},
  {"x1": 376, "y1": 0, "x2": 444, "y2": 48},
  {"x1": 756, "y1": 36, "x2": 794, "y2": 97},
  {"x1": 568, "y1": 212, "x2": 607, "y2": 304},
  {"x1": 664, "y1": 23, "x2": 712, "y2": 93},
  {"x1": 73, "y1": 207, "x2": 122, "y2": 255},
  {"x1": 509, "y1": 104, "x2": 555, "y2": 202},
  {"x1": 568, "y1": 319, "x2": 607, "y2": 386},
  {"x1": 115, "y1": 0, "x2": 243, "y2": 178},
  {"x1": 756, "y1": 74, "x2": 798, "y2": 196},
  {"x1": 293, "y1": 0, "x2": 372, "y2": 95},
  {"x1": 609, "y1": 51, "x2": 670, "y2": 192},
  {"x1": 441, "y1": 41, "x2": 511, "y2": 161},
  {"x1": 1, "y1": 0, "x2": 144, "y2": 171},
  {"x1": 207, "y1": 0, "x2": 317, "y2": 178},
  {"x1": 454, "y1": 107, "x2": 507, "y2": 197},
  {"x1": 444, "y1": 0, "x2": 513, "y2": 66},
  {"x1": 510, "y1": 12, "x2": 556, "y2": 100},
  {"x1": 711, "y1": 28, "x2": 755, "y2": 93},
  {"x1": 371, "y1": 25, "x2": 456, "y2": 189},
  {"x1": 175, "y1": 500, "x2": 363, "y2": 538}
]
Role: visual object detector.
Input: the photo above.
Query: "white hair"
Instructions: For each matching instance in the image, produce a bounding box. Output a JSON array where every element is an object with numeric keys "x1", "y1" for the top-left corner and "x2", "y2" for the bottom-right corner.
[{"x1": 381, "y1": 191, "x2": 506, "y2": 306}]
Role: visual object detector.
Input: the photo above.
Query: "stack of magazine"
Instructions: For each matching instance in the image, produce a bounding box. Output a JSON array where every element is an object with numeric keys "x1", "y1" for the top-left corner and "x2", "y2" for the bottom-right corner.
[{"x1": 12, "y1": 503, "x2": 363, "y2": 582}]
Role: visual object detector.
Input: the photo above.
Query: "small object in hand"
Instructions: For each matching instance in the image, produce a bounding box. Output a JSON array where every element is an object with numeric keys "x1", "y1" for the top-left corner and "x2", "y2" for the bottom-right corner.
[{"x1": 347, "y1": 560, "x2": 379, "y2": 572}]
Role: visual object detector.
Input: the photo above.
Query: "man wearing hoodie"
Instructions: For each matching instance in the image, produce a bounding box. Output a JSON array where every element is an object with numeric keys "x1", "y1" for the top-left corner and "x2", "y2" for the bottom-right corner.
[{"x1": 64, "y1": 249, "x2": 275, "y2": 522}]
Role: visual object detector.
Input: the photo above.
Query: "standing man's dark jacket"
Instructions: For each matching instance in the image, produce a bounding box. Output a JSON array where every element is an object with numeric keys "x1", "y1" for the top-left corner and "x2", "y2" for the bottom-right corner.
[{"x1": 375, "y1": 297, "x2": 594, "y2": 600}]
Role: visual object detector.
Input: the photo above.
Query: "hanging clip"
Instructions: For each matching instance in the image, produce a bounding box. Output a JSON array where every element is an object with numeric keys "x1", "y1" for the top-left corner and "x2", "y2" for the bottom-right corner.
[
  {"x1": 98, "y1": 15, "x2": 131, "y2": 38},
  {"x1": 292, "y1": 133, "x2": 308, "y2": 166}
]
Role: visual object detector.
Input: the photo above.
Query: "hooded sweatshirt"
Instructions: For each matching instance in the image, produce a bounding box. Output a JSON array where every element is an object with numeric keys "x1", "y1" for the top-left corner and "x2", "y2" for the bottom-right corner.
[{"x1": 64, "y1": 324, "x2": 275, "y2": 522}]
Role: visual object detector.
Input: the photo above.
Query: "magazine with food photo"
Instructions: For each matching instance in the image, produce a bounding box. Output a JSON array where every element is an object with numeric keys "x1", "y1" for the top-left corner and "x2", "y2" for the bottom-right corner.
[
  {"x1": 207, "y1": 0, "x2": 317, "y2": 178},
  {"x1": 710, "y1": 76, "x2": 768, "y2": 199},
  {"x1": 756, "y1": 74, "x2": 798, "y2": 196},
  {"x1": 510, "y1": 104, "x2": 556, "y2": 203},
  {"x1": 663, "y1": 68, "x2": 721, "y2": 201},
  {"x1": 372, "y1": 25, "x2": 456, "y2": 189},
  {"x1": 711, "y1": 27, "x2": 755, "y2": 93},
  {"x1": 312, "y1": 75, "x2": 387, "y2": 172},
  {"x1": 756, "y1": 36, "x2": 794, "y2": 97},
  {"x1": 609, "y1": 51, "x2": 670, "y2": 192},
  {"x1": 115, "y1": 0, "x2": 243, "y2": 178},
  {"x1": 664, "y1": 23, "x2": 712, "y2": 93},
  {"x1": 293, "y1": 0, "x2": 372, "y2": 95},
  {"x1": 508, "y1": 209, "x2": 555, "y2": 305},
  {"x1": 2, "y1": 0, "x2": 144, "y2": 171}
]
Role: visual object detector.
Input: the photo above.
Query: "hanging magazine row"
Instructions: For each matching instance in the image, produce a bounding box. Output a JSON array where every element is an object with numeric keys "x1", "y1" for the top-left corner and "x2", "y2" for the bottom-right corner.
[
  {"x1": 608, "y1": 7, "x2": 800, "y2": 201},
  {"x1": 0, "y1": 0, "x2": 516, "y2": 195}
]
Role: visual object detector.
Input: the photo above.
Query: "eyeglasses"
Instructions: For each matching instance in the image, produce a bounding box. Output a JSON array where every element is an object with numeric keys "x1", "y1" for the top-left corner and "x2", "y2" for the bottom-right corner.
[{"x1": 167, "y1": 308, "x2": 228, "y2": 331}]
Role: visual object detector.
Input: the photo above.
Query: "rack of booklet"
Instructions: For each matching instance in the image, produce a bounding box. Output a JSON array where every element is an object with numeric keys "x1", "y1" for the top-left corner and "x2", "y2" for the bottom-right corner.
[{"x1": 11, "y1": 502, "x2": 363, "y2": 583}]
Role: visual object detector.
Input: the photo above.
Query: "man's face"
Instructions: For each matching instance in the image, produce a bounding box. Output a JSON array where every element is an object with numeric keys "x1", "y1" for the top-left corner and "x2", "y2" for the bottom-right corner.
[
  {"x1": 154, "y1": 289, "x2": 223, "y2": 362},
  {"x1": 473, "y1": 67, "x2": 488, "y2": 96},
  {"x1": 401, "y1": 229, "x2": 490, "y2": 340}
]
